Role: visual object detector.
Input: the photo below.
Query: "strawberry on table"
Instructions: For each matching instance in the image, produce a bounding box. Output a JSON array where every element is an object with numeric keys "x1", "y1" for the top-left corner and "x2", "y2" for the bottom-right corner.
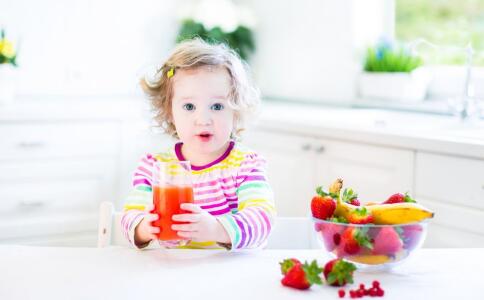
[
  {"x1": 347, "y1": 207, "x2": 374, "y2": 224},
  {"x1": 340, "y1": 227, "x2": 373, "y2": 255},
  {"x1": 311, "y1": 186, "x2": 337, "y2": 220},
  {"x1": 280, "y1": 259, "x2": 323, "y2": 290},
  {"x1": 373, "y1": 227, "x2": 403, "y2": 255},
  {"x1": 383, "y1": 192, "x2": 416, "y2": 204},
  {"x1": 323, "y1": 258, "x2": 357, "y2": 286},
  {"x1": 280, "y1": 258, "x2": 301, "y2": 275}
]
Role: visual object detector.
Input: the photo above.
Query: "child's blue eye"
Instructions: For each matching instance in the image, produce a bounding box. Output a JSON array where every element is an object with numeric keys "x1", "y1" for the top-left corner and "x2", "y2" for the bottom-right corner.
[
  {"x1": 183, "y1": 103, "x2": 195, "y2": 111},
  {"x1": 211, "y1": 103, "x2": 224, "y2": 111}
]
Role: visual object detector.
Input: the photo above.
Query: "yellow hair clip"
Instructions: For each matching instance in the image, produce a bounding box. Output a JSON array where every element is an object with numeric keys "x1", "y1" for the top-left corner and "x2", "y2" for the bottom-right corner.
[{"x1": 167, "y1": 67, "x2": 175, "y2": 78}]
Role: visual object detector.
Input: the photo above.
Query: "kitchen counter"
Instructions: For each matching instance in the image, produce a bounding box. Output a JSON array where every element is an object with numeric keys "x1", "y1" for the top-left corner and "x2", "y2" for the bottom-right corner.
[
  {"x1": 257, "y1": 101, "x2": 484, "y2": 159},
  {"x1": 1, "y1": 246, "x2": 483, "y2": 300}
]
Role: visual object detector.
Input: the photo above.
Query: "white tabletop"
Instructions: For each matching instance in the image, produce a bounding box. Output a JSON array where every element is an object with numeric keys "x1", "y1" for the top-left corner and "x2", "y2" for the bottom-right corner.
[{"x1": 1, "y1": 246, "x2": 483, "y2": 300}]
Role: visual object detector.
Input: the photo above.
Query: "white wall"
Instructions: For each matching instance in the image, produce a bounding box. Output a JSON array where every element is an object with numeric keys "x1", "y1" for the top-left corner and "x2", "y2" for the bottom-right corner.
[
  {"x1": 1, "y1": 0, "x2": 390, "y2": 101},
  {"x1": 0, "y1": 0, "x2": 179, "y2": 96},
  {"x1": 248, "y1": 0, "x2": 390, "y2": 103}
]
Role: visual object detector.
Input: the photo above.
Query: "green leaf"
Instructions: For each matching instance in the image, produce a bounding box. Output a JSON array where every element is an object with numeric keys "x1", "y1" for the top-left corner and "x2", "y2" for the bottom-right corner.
[{"x1": 302, "y1": 260, "x2": 323, "y2": 285}]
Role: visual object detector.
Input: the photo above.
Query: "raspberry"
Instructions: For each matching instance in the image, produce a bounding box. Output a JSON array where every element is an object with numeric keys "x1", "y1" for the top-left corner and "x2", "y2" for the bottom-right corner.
[
  {"x1": 372, "y1": 280, "x2": 380, "y2": 288},
  {"x1": 333, "y1": 233, "x2": 341, "y2": 245},
  {"x1": 359, "y1": 283, "x2": 365, "y2": 290},
  {"x1": 369, "y1": 288, "x2": 378, "y2": 296},
  {"x1": 350, "y1": 290, "x2": 357, "y2": 298},
  {"x1": 356, "y1": 289, "x2": 364, "y2": 297},
  {"x1": 376, "y1": 289, "x2": 384, "y2": 297},
  {"x1": 338, "y1": 289, "x2": 345, "y2": 298}
]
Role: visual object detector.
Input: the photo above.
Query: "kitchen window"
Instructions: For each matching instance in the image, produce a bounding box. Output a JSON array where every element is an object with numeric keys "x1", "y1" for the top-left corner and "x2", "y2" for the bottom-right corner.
[{"x1": 394, "y1": 0, "x2": 484, "y2": 102}]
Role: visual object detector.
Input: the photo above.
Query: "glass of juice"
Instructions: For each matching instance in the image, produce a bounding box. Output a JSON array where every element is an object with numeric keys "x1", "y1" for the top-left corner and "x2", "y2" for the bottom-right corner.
[{"x1": 151, "y1": 161, "x2": 194, "y2": 241}]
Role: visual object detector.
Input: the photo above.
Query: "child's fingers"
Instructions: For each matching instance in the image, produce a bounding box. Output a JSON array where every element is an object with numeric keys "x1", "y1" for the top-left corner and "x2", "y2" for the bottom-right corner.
[
  {"x1": 172, "y1": 213, "x2": 201, "y2": 223},
  {"x1": 145, "y1": 213, "x2": 159, "y2": 222},
  {"x1": 149, "y1": 226, "x2": 160, "y2": 234},
  {"x1": 171, "y1": 223, "x2": 198, "y2": 232},
  {"x1": 180, "y1": 203, "x2": 203, "y2": 213}
]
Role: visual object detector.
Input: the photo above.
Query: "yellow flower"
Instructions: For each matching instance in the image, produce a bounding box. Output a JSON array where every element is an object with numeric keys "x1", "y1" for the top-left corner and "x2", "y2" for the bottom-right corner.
[{"x1": 0, "y1": 39, "x2": 16, "y2": 59}]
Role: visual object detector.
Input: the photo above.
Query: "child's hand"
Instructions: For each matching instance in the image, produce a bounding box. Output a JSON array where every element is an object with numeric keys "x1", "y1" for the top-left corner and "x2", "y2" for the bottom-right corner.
[
  {"x1": 134, "y1": 213, "x2": 160, "y2": 246},
  {"x1": 171, "y1": 203, "x2": 231, "y2": 244}
]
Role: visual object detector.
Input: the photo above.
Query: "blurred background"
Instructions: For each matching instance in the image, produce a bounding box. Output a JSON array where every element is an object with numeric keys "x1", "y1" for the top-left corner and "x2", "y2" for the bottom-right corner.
[{"x1": 0, "y1": 0, "x2": 483, "y2": 248}]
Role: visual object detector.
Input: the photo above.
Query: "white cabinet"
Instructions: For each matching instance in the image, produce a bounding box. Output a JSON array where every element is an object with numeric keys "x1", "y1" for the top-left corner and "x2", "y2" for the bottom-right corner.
[
  {"x1": 415, "y1": 152, "x2": 484, "y2": 247},
  {"x1": 243, "y1": 130, "x2": 316, "y2": 217},
  {"x1": 244, "y1": 129, "x2": 415, "y2": 217},
  {"x1": 0, "y1": 120, "x2": 120, "y2": 246},
  {"x1": 314, "y1": 139, "x2": 414, "y2": 203}
]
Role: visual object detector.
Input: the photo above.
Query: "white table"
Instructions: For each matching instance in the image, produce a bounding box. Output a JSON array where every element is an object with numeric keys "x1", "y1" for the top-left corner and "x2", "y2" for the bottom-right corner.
[{"x1": 1, "y1": 246, "x2": 483, "y2": 300}]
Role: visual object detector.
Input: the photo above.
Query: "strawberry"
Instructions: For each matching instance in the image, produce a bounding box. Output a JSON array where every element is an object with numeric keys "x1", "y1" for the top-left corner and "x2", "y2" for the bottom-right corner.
[
  {"x1": 342, "y1": 188, "x2": 361, "y2": 206},
  {"x1": 400, "y1": 224, "x2": 423, "y2": 250},
  {"x1": 383, "y1": 192, "x2": 416, "y2": 204},
  {"x1": 281, "y1": 259, "x2": 323, "y2": 290},
  {"x1": 320, "y1": 222, "x2": 345, "y2": 251},
  {"x1": 311, "y1": 186, "x2": 337, "y2": 220},
  {"x1": 372, "y1": 227, "x2": 403, "y2": 255},
  {"x1": 323, "y1": 259, "x2": 357, "y2": 286},
  {"x1": 280, "y1": 258, "x2": 301, "y2": 275},
  {"x1": 340, "y1": 227, "x2": 373, "y2": 255},
  {"x1": 347, "y1": 207, "x2": 374, "y2": 224}
]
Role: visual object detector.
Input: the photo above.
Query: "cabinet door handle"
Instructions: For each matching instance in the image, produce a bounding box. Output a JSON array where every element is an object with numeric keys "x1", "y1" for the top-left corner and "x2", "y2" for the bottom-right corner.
[
  {"x1": 301, "y1": 144, "x2": 312, "y2": 151},
  {"x1": 17, "y1": 141, "x2": 45, "y2": 149},
  {"x1": 315, "y1": 146, "x2": 325, "y2": 153}
]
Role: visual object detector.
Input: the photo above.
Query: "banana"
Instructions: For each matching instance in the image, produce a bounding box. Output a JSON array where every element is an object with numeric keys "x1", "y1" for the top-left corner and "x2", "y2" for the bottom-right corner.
[
  {"x1": 328, "y1": 178, "x2": 434, "y2": 225},
  {"x1": 329, "y1": 178, "x2": 343, "y2": 195},
  {"x1": 365, "y1": 202, "x2": 434, "y2": 225}
]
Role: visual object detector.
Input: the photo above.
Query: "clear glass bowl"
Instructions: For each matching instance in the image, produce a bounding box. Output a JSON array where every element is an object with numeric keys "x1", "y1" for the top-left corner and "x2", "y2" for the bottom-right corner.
[{"x1": 312, "y1": 218, "x2": 428, "y2": 271}]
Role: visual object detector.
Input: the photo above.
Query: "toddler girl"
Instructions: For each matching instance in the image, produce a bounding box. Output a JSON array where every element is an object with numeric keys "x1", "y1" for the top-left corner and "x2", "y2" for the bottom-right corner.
[{"x1": 121, "y1": 38, "x2": 275, "y2": 250}]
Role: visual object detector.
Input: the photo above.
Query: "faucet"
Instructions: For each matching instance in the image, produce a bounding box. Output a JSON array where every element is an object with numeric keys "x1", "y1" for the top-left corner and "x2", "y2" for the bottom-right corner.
[
  {"x1": 409, "y1": 39, "x2": 480, "y2": 122},
  {"x1": 458, "y1": 43, "x2": 475, "y2": 121}
]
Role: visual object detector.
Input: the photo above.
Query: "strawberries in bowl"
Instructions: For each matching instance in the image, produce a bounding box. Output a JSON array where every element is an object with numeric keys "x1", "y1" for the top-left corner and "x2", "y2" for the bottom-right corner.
[
  {"x1": 311, "y1": 186, "x2": 337, "y2": 220},
  {"x1": 310, "y1": 179, "x2": 432, "y2": 270}
]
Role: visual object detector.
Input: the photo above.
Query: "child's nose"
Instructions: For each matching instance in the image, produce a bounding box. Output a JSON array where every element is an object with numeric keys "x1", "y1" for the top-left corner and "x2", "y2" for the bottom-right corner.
[{"x1": 195, "y1": 108, "x2": 213, "y2": 126}]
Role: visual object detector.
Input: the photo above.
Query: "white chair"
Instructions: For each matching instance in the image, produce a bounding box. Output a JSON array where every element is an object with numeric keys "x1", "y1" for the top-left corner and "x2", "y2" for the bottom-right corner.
[
  {"x1": 265, "y1": 217, "x2": 319, "y2": 249},
  {"x1": 97, "y1": 201, "x2": 130, "y2": 247},
  {"x1": 97, "y1": 201, "x2": 319, "y2": 249}
]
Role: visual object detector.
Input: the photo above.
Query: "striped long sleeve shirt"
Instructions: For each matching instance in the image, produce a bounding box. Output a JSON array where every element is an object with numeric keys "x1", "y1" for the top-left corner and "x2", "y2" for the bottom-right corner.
[{"x1": 121, "y1": 141, "x2": 276, "y2": 250}]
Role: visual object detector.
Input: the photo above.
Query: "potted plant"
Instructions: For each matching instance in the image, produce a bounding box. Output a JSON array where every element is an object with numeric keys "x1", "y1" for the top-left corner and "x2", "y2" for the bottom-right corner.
[
  {"x1": 0, "y1": 29, "x2": 18, "y2": 105},
  {"x1": 176, "y1": 19, "x2": 255, "y2": 61},
  {"x1": 359, "y1": 38, "x2": 431, "y2": 102}
]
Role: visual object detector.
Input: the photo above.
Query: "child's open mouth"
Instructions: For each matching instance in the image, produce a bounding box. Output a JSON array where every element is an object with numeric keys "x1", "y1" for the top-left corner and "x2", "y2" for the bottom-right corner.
[{"x1": 197, "y1": 132, "x2": 213, "y2": 142}]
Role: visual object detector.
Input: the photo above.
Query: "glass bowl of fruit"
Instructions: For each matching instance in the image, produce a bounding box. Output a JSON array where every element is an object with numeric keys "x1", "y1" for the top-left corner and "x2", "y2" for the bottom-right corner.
[{"x1": 311, "y1": 179, "x2": 434, "y2": 271}]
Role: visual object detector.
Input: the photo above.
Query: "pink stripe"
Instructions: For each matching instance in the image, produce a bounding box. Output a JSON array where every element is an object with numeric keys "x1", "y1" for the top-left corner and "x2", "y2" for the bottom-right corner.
[
  {"x1": 236, "y1": 175, "x2": 266, "y2": 182},
  {"x1": 133, "y1": 178, "x2": 151, "y2": 186},
  {"x1": 208, "y1": 206, "x2": 231, "y2": 216},
  {"x1": 200, "y1": 201, "x2": 229, "y2": 210},
  {"x1": 242, "y1": 209, "x2": 260, "y2": 246},
  {"x1": 141, "y1": 157, "x2": 155, "y2": 166},
  {"x1": 256, "y1": 208, "x2": 272, "y2": 240},
  {"x1": 195, "y1": 194, "x2": 226, "y2": 204},
  {"x1": 195, "y1": 188, "x2": 221, "y2": 195},
  {"x1": 247, "y1": 207, "x2": 265, "y2": 245},
  {"x1": 236, "y1": 213, "x2": 253, "y2": 248},
  {"x1": 138, "y1": 166, "x2": 152, "y2": 177}
]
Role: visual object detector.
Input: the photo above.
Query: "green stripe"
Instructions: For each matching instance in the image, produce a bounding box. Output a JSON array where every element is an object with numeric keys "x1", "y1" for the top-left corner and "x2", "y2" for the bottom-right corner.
[
  {"x1": 236, "y1": 182, "x2": 270, "y2": 194},
  {"x1": 220, "y1": 215, "x2": 241, "y2": 248},
  {"x1": 136, "y1": 185, "x2": 152, "y2": 192}
]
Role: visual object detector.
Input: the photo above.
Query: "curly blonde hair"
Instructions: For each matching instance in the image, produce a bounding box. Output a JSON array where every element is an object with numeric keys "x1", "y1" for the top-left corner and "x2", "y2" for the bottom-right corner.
[{"x1": 140, "y1": 38, "x2": 260, "y2": 139}]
